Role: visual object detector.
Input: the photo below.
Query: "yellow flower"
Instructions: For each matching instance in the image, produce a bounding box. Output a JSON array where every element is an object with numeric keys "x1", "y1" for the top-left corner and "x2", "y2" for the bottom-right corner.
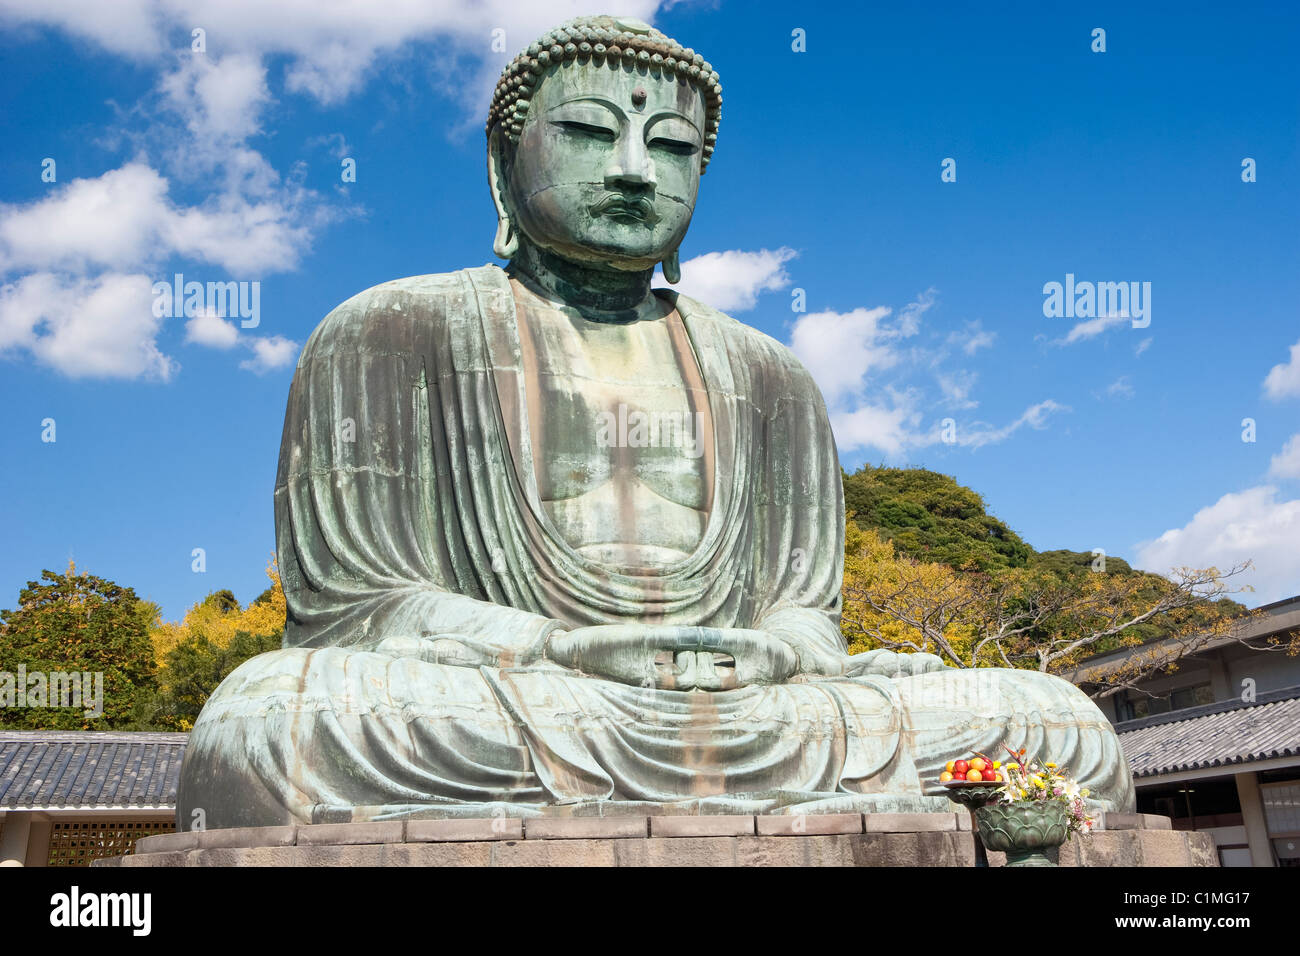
[{"x1": 1045, "y1": 762, "x2": 1058, "y2": 769}]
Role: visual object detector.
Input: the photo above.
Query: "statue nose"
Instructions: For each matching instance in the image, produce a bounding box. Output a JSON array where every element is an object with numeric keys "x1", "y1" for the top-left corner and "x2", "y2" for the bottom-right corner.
[{"x1": 605, "y1": 136, "x2": 656, "y2": 190}]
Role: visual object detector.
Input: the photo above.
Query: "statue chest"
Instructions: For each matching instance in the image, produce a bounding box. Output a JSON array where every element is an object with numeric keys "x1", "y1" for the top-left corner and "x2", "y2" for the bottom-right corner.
[{"x1": 512, "y1": 299, "x2": 714, "y2": 568}]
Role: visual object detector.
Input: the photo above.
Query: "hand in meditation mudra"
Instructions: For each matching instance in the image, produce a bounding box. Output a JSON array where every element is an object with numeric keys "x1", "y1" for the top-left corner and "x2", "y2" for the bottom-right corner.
[{"x1": 178, "y1": 16, "x2": 1134, "y2": 827}]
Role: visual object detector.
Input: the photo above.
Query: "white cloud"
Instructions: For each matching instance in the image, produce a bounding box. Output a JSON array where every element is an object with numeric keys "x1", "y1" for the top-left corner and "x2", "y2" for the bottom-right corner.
[
  {"x1": 0, "y1": 164, "x2": 315, "y2": 278},
  {"x1": 167, "y1": 193, "x2": 315, "y2": 274},
  {"x1": 0, "y1": 0, "x2": 163, "y2": 57},
  {"x1": 829, "y1": 397, "x2": 1068, "y2": 455},
  {"x1": 0, "y1": 164, "x2": 172, "y2": 274},
  {"x1": 672, "y1": 247, "x2": 796, "y2": 313},
  {"x1": 895, "y1": 287, "x2": 937, "y2": 337},
  {"x1": 829, "y1": 403, "x2": 919, "y2": 458},
  {"x1": 1269, "y1": 434, "x2": 1300, "y2": 480},
  {"x1": 1135, "y1": 336, "x2": 1152, "y2": 357},
  {"x1": 946, "y1": 319, "x2": 995, "y2": 355},
  {"x1": 1057, "y1": 312, "x2": 1129, "y2": 345},
  {"x1": 786, "y1": 295, "x2": 926, "y2": 455},
  {"x1": 936, "y1": 368, "x2": 978, "y2": 409},
  {"x1": 788, "y1": 304, "x2": 908, "y2": 407},
  {"x1": 1099, "y1": 376, "x2": 1135, "y2": 400},
  {"x1": 185, "y1": 311, "x2": 240, "y2": 349},
  {"x1": 0, "y1": 1, "x2": 663, "y2": 106},
  {"x1": 783, "y1": 287, "x2": 1064, "y2": 457},
  {"x1": 0, "y1": 272, "x2": 176, "y2": 380},
  {"x1": 240, "y1": 335, "x2": 299, "y2": 373},
  {"x1": 305, "y1": 132, "x2": 353, "y2": 161},
  {"x1": 161, "y1": 52, "x2": 269, "y2": 147},
  {"x1": 1135, "y1": 485, "x2": 1300, "y2": 606},
  {"x1": 0, "y1": 65, "x2": 318, "y2": 379},
  {"x1": 1263, "y1": 338, "x2": 1300, "y2": 401},
  {"x1": 949, "y1": 399, "x2": 1068, "y2": 449},
  {"x1": 155, "y1": 53, "x2": 284, "y2": 199},
  {"x1": 187, "y1": 312, "x2": 299, "y2": 374}
]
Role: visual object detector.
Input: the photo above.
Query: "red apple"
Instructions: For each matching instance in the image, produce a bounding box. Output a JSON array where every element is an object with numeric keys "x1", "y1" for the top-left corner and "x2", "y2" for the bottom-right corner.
[
  {"x1": 982, "y1": 769, "x2": 997, "y2": 781},
  {"x1": 953, "y1": 760, "x2": 969, "y2": 775}
]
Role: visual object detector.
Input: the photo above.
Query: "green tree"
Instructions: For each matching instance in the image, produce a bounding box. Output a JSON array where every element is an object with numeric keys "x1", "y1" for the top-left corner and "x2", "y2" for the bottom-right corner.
[
  {"x1": 1030, "y1": 550, "x2": 1132, "y2": 576},
  {"x1": 146, "y1": 628, "x2": 282, "y2": 730},
  {"x1": 204, "y1": 589, "x2": 240, "y2": 614},
  {"x1": 0, "y1": 563, "x2": 158, "y2": 729},
  {"x1": 842, "y1": 465, "x2": 1031, "y2": 571}
]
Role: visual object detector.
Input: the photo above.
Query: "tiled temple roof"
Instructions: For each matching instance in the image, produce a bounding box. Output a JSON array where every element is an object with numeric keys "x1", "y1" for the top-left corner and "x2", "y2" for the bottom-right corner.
[
  {"x1": 1116, "y1": 686, "x2": 1300, "y2": 778},
  {"x1": 0, "y1": 731, "x2": 188, "y2": 810}
]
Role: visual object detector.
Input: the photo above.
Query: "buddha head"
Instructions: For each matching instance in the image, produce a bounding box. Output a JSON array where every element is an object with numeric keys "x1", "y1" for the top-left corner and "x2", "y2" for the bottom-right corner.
[{"x1": 486, "y1": 16, "x2": 722, "y2": 282}]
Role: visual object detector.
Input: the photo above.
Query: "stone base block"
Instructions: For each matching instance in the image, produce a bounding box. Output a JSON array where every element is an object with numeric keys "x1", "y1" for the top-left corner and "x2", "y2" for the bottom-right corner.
[{"x1": 96, "y1": 812, "x2": 1216, "y2": 867}]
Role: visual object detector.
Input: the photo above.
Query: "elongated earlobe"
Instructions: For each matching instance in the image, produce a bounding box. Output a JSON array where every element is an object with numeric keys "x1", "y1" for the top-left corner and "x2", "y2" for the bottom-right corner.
[
  {"x1": 487, "y1": 128, "x2": 519, "y2": 260},
  {"x1": 493, "y1": 216, "x2": 519, "y2": 259},
  {"x1": 662, "y1": 247, "x2": 681, "y2": 284}
]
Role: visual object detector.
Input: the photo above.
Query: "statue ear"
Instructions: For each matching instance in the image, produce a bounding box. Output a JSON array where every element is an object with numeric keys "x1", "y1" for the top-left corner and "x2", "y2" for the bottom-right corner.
[
  {"x1": 487, "y1": 128, "x2": 519, "y2": 259},
  {"x1": 661, "y1": 247, "x2": 681, "y2": 284}
]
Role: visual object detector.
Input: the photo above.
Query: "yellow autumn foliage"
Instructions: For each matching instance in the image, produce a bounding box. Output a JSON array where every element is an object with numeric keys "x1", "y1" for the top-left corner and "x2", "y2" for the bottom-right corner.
[
  {"x1": 841, "y1": 513, "x2": 1259, "y2": 681},
  {"x1": 841, "y1": 522, "x2": 984, "y2": 662},
  {"x1": 150, "y1": 559, "x2": 285, "y2": 661}
]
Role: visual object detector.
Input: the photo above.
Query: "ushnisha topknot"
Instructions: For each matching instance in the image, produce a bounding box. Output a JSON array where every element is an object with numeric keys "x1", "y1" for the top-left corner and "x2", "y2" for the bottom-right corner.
[{"x1": 487, "y1": 14, "x2": 723, "y2": 171}]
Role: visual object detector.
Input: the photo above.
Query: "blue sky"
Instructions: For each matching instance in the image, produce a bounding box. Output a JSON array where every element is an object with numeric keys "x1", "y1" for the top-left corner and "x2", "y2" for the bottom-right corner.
[{"x1": 1, "y1": 0, "x2": 1298, "y2": 622}]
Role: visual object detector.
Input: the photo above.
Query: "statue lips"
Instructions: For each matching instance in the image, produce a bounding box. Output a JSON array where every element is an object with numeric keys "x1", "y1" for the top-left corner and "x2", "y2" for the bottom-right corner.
[{"x1": 588, "y1": 192, "x2": 660, "y2": 225}]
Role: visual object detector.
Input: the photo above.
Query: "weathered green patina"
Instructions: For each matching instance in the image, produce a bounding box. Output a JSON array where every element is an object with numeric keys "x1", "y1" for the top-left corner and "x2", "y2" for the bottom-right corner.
[{"x1": 176, "y1": 16, "x2": 1135, "y2": 828}]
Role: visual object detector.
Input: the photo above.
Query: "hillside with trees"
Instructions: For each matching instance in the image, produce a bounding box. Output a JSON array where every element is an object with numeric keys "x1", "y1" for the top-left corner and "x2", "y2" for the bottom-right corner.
[
  {"x1": 840, "y1": 465, "x2": 1270, "y2": 696},
  {"x1": 842, "y1": 466, "x2": 1032, "y2": 572}
]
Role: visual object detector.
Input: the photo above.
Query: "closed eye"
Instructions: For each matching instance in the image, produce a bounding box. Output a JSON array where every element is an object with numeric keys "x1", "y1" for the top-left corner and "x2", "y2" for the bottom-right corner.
[
  {"x1": 648, "y1": 137, "x2": 699, "y2": 156},
  {"x1": 552, "y1": 120, "x2": 616, "y2": 142}
]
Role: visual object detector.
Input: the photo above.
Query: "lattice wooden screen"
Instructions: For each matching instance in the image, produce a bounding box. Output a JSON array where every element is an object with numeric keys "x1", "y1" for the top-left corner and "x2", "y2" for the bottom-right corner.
[{"x1": 45, "y1": 818, "x2": 175, "y2": 867}]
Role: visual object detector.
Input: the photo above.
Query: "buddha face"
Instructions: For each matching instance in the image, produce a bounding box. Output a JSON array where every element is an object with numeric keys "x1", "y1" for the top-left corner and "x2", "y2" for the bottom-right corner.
[{"x1": 498, "y1": 59, "x2": 706, "y2": 271}]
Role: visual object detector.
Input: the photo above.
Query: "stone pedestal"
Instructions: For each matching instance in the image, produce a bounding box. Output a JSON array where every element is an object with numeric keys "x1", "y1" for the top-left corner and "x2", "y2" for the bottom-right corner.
[{"x1": 94, "y1": 812, "x2": 1217, "y2": 867}]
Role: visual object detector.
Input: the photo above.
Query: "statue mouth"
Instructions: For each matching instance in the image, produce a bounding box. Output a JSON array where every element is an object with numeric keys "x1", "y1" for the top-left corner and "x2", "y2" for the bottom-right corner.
[{"x1": 588, "y1": 193, "x2": 660, "y2": 225}]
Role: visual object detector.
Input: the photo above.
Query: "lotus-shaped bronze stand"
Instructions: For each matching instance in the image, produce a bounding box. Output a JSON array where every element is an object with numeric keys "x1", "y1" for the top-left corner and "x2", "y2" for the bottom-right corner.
[
  {"x1": 974, "y1": 800, "x2": 1071, "y2": 867},
  {"x1": 941, "y1": 780, "x2": 1004, "y2": 868}
]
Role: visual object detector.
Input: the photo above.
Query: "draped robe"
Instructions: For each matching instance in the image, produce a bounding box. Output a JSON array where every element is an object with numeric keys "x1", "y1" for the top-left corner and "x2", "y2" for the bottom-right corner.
[{"x1": 176, "y1": 265, "x2": 1135, "y2": 827}]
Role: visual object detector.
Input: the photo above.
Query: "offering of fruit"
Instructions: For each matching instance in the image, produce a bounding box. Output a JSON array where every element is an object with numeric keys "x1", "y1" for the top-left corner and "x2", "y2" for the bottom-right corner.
[{"x1": 937, "y1": 752, "x2": 1004, "y2": 786}]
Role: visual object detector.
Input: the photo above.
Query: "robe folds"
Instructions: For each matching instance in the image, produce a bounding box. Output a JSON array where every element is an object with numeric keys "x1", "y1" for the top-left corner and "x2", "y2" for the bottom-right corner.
[{"x1": 176, "y1": 265, "x2": 1135, "y2": 827}]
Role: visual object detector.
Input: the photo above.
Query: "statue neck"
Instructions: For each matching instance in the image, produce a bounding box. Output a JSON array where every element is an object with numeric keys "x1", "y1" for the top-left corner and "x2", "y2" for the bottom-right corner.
[{"x1": 507, "y1": 241, "x2": 656, "y2": 323}]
